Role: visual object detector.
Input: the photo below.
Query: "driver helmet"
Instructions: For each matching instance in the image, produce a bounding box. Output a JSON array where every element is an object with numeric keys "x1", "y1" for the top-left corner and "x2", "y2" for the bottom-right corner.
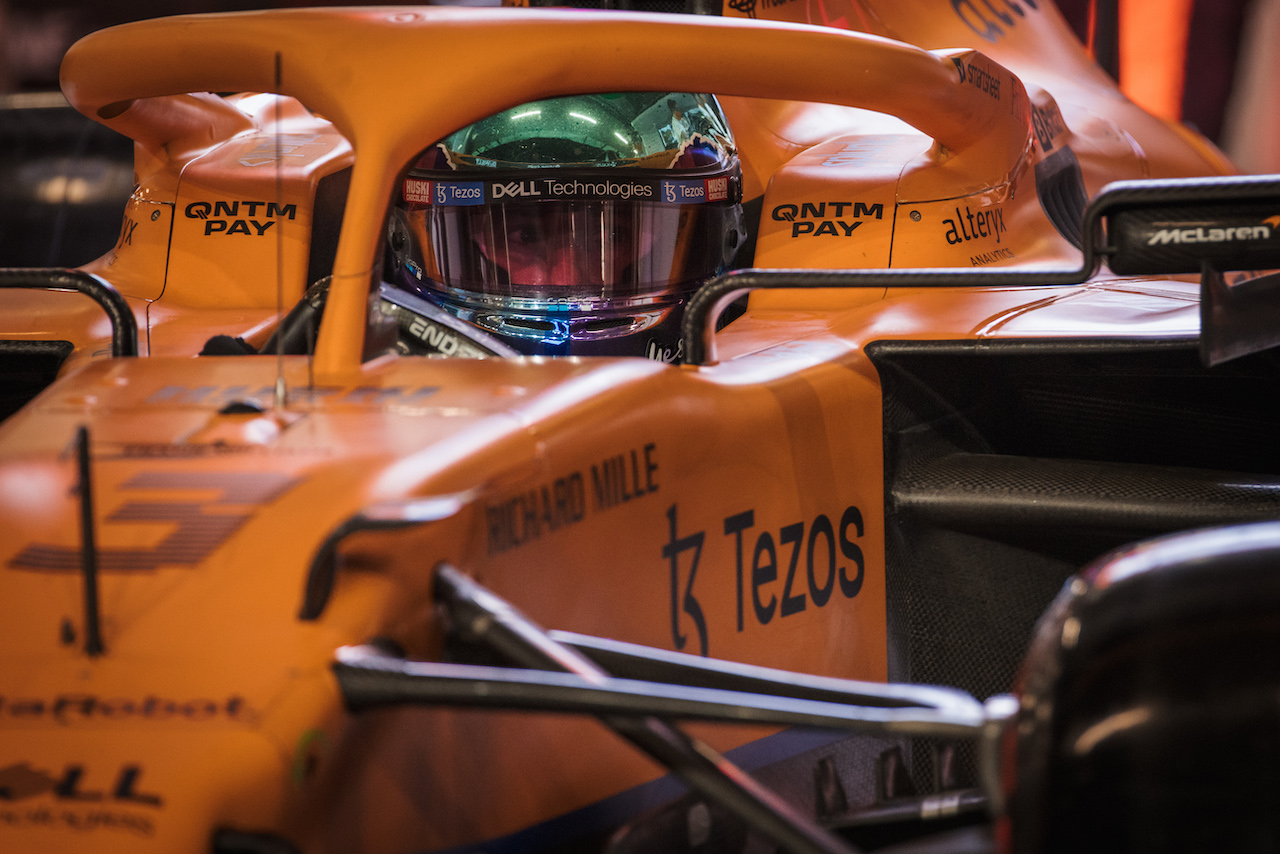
[{"x1": 387, "y1": 92, "x2": 746, "y2": 360}]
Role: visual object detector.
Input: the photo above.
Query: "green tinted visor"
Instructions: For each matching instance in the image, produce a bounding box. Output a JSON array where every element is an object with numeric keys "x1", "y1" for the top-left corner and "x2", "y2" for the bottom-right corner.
[{"x1": 431, "y1": 92, "x2": 736, "y2": 171}]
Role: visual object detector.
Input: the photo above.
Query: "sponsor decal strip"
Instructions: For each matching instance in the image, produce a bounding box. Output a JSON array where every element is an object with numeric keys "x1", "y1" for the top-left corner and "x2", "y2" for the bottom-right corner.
[
  {"x1": 0, "y1": 694, "x2": 256, "y2": 724},
  {"x1": 951, "y1": 0, "x2": 1042, "y2": 44},
  {"x1": 770, "y1": 201, "x2": 884, "y2": 239},
  {"x1": 481, "y1": 444, "x2": 869, "y2": 661},
  {"x1": 0, "y1": 761, "x2": 163, "y2": 807},
  {"x1": 485, "y1": 443, "x2": 658, "y2": 557},
  {"x1": 668, "y1": 503, "x2": 865, "y2": 658},
  {"x1": 405, "y1": 176, "x2": 739, "y2": 205},
  {"x1": 183, "y1": 200, "x2": 297, "y2": 237},
  {"x1": 1031, "y1": 103, "x2": 1067, "y2": 152},
  {"x1": 943, "y1": 204, "x2": 1006, "y2": 245},
  {"x1": 1146, "y1": 222, "x2": 1277, "y2": 245},
  {"x1": 951, "y1": 57, "x2": 1002, "y2": 100}
]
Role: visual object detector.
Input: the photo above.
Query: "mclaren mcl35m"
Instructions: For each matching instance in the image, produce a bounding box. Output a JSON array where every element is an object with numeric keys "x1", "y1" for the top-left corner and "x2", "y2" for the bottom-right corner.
[{"x1": 3, "y1": 2, "x2": 1280, "y2": 853}]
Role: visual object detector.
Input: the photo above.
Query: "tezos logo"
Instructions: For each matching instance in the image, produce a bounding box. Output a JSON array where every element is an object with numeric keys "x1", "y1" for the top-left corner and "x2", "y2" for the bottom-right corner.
[
  {"x1": 661, "y1": 180, "x2": 709, "y2": 204},
  {"x1": 434, "y1": 182, "x2": 484, "y2": 205}
]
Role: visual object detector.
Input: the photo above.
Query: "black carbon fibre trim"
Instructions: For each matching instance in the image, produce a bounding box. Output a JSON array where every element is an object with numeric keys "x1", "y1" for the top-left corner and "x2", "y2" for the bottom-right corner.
[
  {"x1": 1035, "y1": 148, "x2": 1087, "y2": 250},
  {"x1": 0, "y1": 268, "x2": 137, "y2": 357},
  {"x1": 870, "y1": 337, "x2": 1280, "y2": 788},
  {"x1": 894, "y1": 453, "x2": 1280, "y2": 535},
  {"x1": 1110, "y1": 201, "x2": 1280, "y2": 274}
]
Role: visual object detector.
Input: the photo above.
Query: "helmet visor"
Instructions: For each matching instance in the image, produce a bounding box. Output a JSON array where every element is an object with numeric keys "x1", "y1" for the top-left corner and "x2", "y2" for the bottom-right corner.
[{"x1": 404, "y1": 188, "x2": 741, "y2": 310}]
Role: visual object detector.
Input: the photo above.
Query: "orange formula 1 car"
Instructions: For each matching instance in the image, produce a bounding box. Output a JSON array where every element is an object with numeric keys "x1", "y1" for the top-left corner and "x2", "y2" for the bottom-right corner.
[{"x1": 4, "y1": 3, "x2": 1280, "y2": 853}]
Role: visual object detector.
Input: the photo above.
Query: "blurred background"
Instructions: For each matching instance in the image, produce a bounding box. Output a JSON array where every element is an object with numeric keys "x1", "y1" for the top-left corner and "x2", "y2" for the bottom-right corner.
[
  {"x1": 2, "y1": 0, "x2": 1276, "y2": 169},
  {"x1": 1054, "y1": 0, "x2": 1279, "y2": 174}
]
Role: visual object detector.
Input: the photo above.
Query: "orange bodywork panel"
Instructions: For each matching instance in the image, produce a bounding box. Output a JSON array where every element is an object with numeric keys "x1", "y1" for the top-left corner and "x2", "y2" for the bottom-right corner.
[
  {"x1": 55, "y1": 5, "x2": 1227, "y2": 377},
  {"x1": 0, "y1": 3, "x2": 1236, "y2": 852}
]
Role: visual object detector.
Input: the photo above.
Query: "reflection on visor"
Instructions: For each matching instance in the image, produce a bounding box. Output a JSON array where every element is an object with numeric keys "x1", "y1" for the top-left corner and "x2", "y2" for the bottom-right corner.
[
  {"x1": 473, "y1": 204, "x2": 655, "y2": 291},
  {"x1": 409, "y1": 199, "x2": 736, "y2": 306}
]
